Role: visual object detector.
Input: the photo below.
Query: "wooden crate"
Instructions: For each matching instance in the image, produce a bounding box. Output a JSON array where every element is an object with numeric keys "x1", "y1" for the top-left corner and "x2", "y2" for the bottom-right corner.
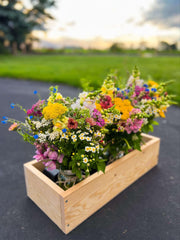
[{"x1": 24, "y1": 133, "x2": 160, "y2": 234}]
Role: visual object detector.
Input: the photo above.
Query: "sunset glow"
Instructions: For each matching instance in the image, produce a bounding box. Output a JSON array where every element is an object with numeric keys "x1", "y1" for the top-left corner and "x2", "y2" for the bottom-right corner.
[{"x1": 31, "y1": 0, "x2": 180, "y2": 49}]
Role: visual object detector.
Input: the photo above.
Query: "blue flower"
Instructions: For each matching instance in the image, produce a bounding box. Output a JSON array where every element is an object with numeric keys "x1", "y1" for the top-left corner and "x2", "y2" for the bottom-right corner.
[
  {"x1": 121, "y1": 90, "x2": 124, "y2": 94},
  {"x1": 117, "y1": 87, "x2": 120, "y2": 91},
  {"x1": 53, "y1": 88, "x2": 56, "y2": 93},
  {"x1": 62, "y1": 128, "x2": 67, "y2": 133},
  {"x1": 29, "y1": 116, "x2": 33, "y2": 119},
  {"x1": 10, "y1": 103, "x2": 15, "y2": 109},
  {"x1": 125, "y1": 96, "x2": 129, "y2": 99},
  {"x1": 34, "y1": 135, "x2": 39, "y2": 139},
  {"x1": 2, "y1": 116, "x2": 8, "y2": 120},
  {"x1": 151, "y1": 88, "x2": 157, "y2": 92},
  {"x1": 145, "y1": 88, "x2": 149, "y2": 92},
  {"x1": 126, "y1": 89, "x2": 130, "y2": 93},
  {"x1": 1, "y1": 120, "x2": 7, "y2": 124},
  {"x1": 33, "y1": 90, "x2": 38, "y2": 94},
  {"x1": 143, "y1": 84, "x2": 148, "y2": 88}
]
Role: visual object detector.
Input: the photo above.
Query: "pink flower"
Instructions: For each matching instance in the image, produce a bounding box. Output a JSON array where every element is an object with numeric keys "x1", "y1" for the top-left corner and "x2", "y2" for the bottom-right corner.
[
  {"x1": 92, "y1": 109, "x2": 105, "y2": 127},
  {"x1": 27, "y1": 99, "x2": 45, "y2": 117},
  {"x1": 27, "y1": 109, "x2": 33, "y2": 115},
  {"x1": 68, "y1": 118, "x2": 78, "y2": 129},
  {"x1": 100, "y1": 95, "x2": 114, "y2": 109},
  {"x1": 57, "y1": 154, "x2": 64, "y2": 163},
  {"x1": 125, "y1": 118, "x2": 144, "y2": 134},
  {"x1": 8, "y1": 122, "x2": 19, "y2": 131},
  {"x1": 33, "y1": 153, "x2": 44, "y2": 161},
  {"x1": 43, "y1": 147, "x2": 51, "y2": 158},
  {"x1": 86, "y1": 117, "x2": 96, "y2": 126},
  {"x1": 44, "y1": 161, "x2": 56, "y2": 171},
  {"x1": 130, "y1": 108, "x2": 141, "y2": 116},
  {"x1": 48, "y1": 151, "x2": 58, "y2": 160}
]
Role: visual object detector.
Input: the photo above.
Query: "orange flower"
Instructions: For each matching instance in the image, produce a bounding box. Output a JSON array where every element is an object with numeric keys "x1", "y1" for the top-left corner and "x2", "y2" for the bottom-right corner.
[
  {"x1": 159, "y1": 106, "x2": 167, "y2": 118},
  {"x1": 114, "y1": 98, "x2": 133, "y2": 120},
  {"x1": 8, "y1": 122, "x2": 19, "y2": 131}
]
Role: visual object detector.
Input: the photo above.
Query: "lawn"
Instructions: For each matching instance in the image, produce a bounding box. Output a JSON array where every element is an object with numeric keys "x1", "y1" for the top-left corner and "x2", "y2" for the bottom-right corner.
[{"x1": 0, "y1": 54, "x2": 179, "y2": 103}]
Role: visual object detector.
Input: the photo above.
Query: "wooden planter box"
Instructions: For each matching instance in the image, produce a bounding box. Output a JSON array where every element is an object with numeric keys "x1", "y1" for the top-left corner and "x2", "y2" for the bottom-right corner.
[{"x1": 24, "y1": 133, "x2": 160, "y2": 234}]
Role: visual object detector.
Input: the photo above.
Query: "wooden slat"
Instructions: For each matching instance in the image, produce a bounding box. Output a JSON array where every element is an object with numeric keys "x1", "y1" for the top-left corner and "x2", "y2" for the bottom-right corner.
[{"x1": 24, "y1": 162, "x2": 66, "y2": 232}]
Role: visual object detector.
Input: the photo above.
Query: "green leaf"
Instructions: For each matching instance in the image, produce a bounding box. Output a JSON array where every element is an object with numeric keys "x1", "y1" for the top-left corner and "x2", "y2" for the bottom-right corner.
[
  {"x1": 76, "y1": 169, "x2": 82, "y2": 179},
  {"x1": 97, "y1": 162, "x2": 106, "y2": 173},
  {"x1": 149, "y1": 125, "x2": 154, "y2": 132},
  {"x1": 152, "y1": 120, "x2": 159, "y2": 126}
]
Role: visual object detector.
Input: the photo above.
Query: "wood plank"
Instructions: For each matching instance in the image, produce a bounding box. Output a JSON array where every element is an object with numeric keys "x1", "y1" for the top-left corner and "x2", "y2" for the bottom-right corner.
[
  {"x1": 24, "y1": 163, "x2": 66, "y2": 232},
  {"x1": 63, "y1": 136, "x2": 160, "y2": 233}
]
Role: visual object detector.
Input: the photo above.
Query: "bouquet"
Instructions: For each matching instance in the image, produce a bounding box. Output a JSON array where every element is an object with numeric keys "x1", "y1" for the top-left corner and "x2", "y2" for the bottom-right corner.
[{"x1": 2, "y1": 67, "x2": 173, "y2": 189}]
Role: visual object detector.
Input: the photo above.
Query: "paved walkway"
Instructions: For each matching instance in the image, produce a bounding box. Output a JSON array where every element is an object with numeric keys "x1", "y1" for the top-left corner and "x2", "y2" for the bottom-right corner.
[{"x1": 0, "y1": 78, "x2": 179, "y2": 240}]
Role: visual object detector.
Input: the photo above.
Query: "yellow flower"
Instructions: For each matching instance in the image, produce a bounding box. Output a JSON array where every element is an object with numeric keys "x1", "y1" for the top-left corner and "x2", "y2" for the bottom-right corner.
[
  {"x1": 114, "y1": 98, "x2": 133, "y2": 120},
  {"x1": 42, "y1": 102, "x2": 67, "y2": 120},
  {"x1": 47, "y1": 95, "x2": 54, "y2": 103},
  {"x1": 159, "y1": 106, "x2": 167, "y2": 118},
  {"x1": 148, "y1": 80, "x2": 159, "y2": 88},
  {"x1": 101, "y1": 87, "x2": 114, "y2": 99},
  {"x1": 95, "y1": 102, "x2": 102, "y2": 112},
  {"x1": 55, "y1": 122, "x2": 62, "y2": 129},
  {"x1": 101, "y1": 86, "x2": 107, "y2": 94},
  {"x1": 56, "y1": 93, "x2": 63, "y2": 100}
]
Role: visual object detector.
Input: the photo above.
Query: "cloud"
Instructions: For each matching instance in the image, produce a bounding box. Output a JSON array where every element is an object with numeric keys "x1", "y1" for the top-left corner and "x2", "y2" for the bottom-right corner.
[{"x1": 142, "y1": 0, "x2": 180, "y2": 28}]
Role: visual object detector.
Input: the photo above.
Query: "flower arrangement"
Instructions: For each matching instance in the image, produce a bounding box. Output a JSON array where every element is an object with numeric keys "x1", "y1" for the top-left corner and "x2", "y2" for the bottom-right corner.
[{"x1": 2, "y1": 67, "x2": 173, "y2": 189}]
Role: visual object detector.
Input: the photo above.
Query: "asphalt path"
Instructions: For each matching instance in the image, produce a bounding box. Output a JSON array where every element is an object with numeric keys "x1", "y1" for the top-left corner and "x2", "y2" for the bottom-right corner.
[{"x1": 0, "y1": 78, "x2": 179, "y2": 240}]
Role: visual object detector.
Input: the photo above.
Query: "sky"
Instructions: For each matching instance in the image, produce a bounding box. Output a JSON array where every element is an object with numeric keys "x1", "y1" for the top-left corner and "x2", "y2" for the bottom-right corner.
[{"x1": 32, "y1": 0, "x2": 180, "y2": 49}]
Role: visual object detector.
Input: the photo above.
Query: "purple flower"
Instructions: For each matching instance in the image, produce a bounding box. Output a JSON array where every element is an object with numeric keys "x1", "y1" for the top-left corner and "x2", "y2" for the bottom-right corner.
[
  {"x1": 48, "y1": 151, "x2": 58, "y2": 160},
  {"x1": 57, "y1": 154, "x2": 64, "y2": 163},
  {"x1": 43, "y1": 147, "x2": 51, "y2": 158},
  {"x1": 92, "y1": 109, "x2": 105, "y2": 127},
  {"x1": 33, "y1": 153, "x2": 44, "y2": 161},
  {"x1": 44, "y1": 161, "x2": 56, "y2": 171}
]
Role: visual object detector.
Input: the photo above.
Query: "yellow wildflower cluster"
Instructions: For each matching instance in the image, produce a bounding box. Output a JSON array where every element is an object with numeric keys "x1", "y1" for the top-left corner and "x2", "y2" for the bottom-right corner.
[
  {"x1": 48, "y1": 93, "x2": 63, "y2": 103},
  {"x1": 42, "y1": 102, "x2": 67, "y2": 120},
  {"x1": 114, "y1": 98, "x2": 133, "y2": 120},
  {"x1": 101, "y1": 78, "x2": 115, "y2": 99},
  {"x1": 53, "y1": 116, "x2": 68, "y2": 131}
]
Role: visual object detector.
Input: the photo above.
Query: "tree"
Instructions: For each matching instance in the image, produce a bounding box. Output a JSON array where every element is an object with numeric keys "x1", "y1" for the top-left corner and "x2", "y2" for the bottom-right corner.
[
  {"x1": 0, "y1": 0, "x2": 56, "y2": 54},
  {"x1": 109, "y1": 42, "x2": 125, "y2": 53}
]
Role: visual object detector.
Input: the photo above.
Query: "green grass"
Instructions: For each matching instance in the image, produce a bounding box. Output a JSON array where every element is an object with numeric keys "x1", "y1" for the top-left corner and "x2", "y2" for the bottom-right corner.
[{"x1": 0, "y1": 54, "x2": 179, "y2": 103}]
